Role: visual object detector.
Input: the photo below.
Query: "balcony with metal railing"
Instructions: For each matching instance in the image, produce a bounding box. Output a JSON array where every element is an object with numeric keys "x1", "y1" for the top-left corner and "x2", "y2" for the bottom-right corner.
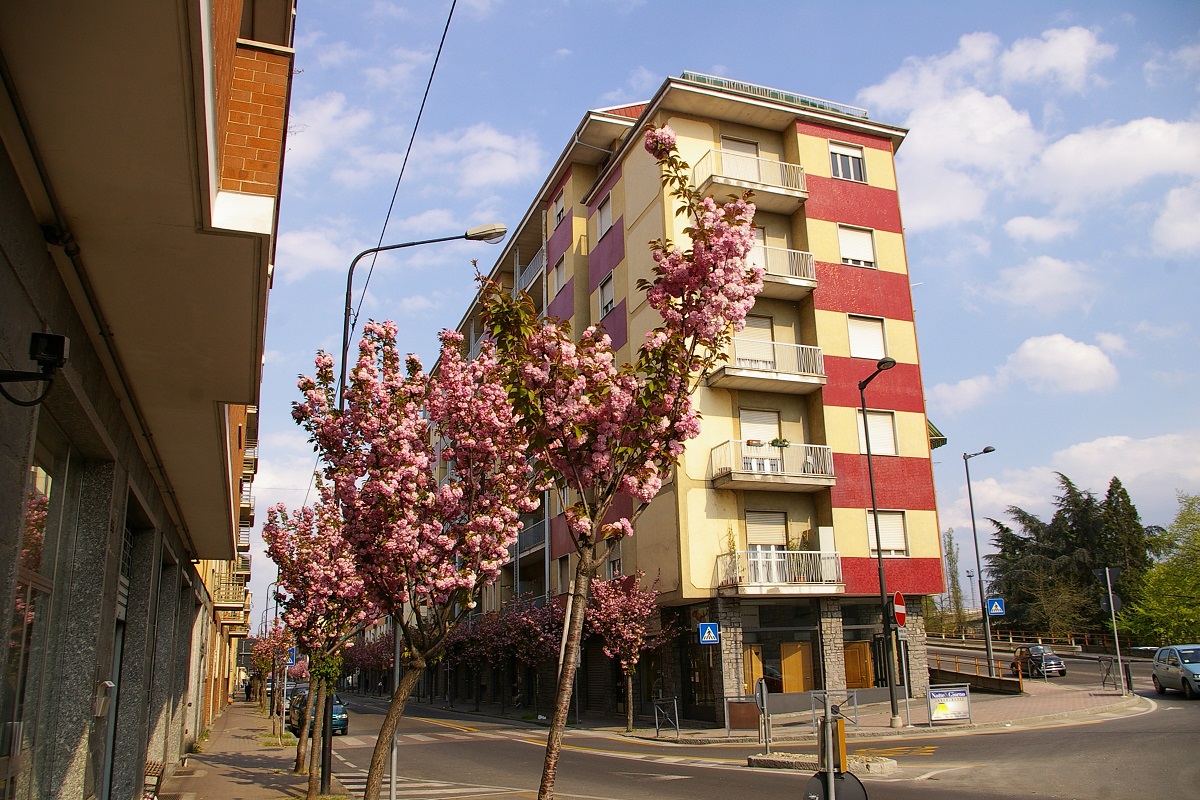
[
  {"x1": 234, "y1": 554, "x2": 251, "y2": 575},
  {"x1": 750, "y1": 245, "x2": 817, "y2": 300},
  {"x1": 710, "y1": 441, "x2": 835, "y2": 492},
  {"x1": 692, "y1": 149, "x2": 807, "y2": 213},
  {"x1": 237, "y1": 524, "x2": 251, "y2": 552},
  {"x1": 242, "y1": 443, "x2": 259, "y2": 476},
  {"x1": 708, "y1": 340, "x2": 825, "y2": 394},
  {"x1": 519, "y1": 517, "x2": 547, "y2": 554},
  {"x1": 213, "y1": 578, "x2": 247, "y2": 608},
  {"x1": 513, "y1": 246, "x2": 545, "y2": 296},
  {"x1": 715, "y1": 549, "x2": 843, "y2": 596}
]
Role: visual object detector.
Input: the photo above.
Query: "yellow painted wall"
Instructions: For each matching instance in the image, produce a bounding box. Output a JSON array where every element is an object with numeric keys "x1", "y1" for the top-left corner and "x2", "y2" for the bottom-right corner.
[
  {"x1": 795, "y1": 130, "x2": 898, "y2": 191},
  {"x1": 832, "y1": 508, "x2": 939, "y2": 558},
  {"x1": 807, "y1": 220, "x2": 907, "y2": 274},
  {"x1": 825, "y1": 407, "x2": 930, "y2": 459},
  {"x1": 814, "y1": 310, "x2": 918, "y2": 364}
]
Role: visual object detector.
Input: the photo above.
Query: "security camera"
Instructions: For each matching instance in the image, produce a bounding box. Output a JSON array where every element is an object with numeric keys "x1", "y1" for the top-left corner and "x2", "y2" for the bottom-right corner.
[{"x1": 29, "y1": 332, "x2": 69, "y2": 372}]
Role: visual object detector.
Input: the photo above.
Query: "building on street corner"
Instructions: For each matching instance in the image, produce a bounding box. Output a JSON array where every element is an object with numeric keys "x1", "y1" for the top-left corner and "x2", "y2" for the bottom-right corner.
[
  {"x1": 457, "y1": 73, "x2": 945, "y2": 724},
  {"x1": 0, "y1": 2, "x2": 294, "y2": 798}
]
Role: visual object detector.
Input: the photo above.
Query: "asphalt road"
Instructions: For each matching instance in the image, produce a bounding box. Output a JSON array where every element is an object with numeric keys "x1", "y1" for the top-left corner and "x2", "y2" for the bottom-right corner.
[{"x1": 327, "y1": 684, "x2": 1196, "y2": 799}]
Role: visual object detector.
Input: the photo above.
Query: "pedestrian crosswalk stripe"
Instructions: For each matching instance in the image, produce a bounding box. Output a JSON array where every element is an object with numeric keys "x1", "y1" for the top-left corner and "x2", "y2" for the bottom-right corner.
[{"x1": 334, "y1": 772, "x2": 524, "y2": 798}]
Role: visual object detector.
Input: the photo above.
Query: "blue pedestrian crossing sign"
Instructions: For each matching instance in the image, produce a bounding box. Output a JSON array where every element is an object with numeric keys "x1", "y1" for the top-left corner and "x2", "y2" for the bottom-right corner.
[
  {"x1": 698, "y1": 622, "x2": 720, "y2": 644},
  {"x1": 986, "y1": 598, "x2": 1006, "y2": 616},
  {"x1": 286, "y1": 647, "x2": 297, "y2": 666}
]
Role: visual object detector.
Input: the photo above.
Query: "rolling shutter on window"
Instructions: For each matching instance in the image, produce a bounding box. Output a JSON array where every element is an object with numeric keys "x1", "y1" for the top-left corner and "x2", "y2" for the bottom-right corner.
[
  {"x1": 737, "y1": 315, "x2": 775, "y2": 367},
  {"x1": 838, "y1": 226, "x2": 874, "y2": 264},
  {"x1": 722, "y1": 137, "x2": 760, "y2": 182},
  {"x1": 740, "y1": 408, "x2": 780, "y2": 443},
  {"x1": 858, "y1": 410, "x2": 897, "y2": 456},
  {"x1": 847, "y1": 316, "x2": 885, "y2": 359},
  {"x1": 867, "y1": 511, "x2": 906, "y2": 553},
  {"x1": 746, "y1": 510, "x2": 787, "y2": 545}
]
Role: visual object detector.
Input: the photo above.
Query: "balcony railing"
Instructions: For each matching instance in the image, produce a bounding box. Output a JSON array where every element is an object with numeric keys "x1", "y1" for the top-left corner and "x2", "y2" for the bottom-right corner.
[
  {"x1": 709, "y1": 341, "x2": 825, "y2": 394},
  {"x1": 237, "y1": 524, "x2": 252, "y2": 552},
  {"x1": 234, "y1": 554, "x2": 251, "y2": 575},
  {"x1": 692, "y1": 149, "x2": 806, "y2": 213},
  {"x1": 710, "y1": 441, "x2": 835, "y2": 493},
  {"x1": 519, "y1": 517, "x2": 547, "y2": 553},
  {"x1": 750, "y1": 245, "x2": 815, "y2": 281},
  {"x1": 716, "y1": 549, "x2": 843, "y2": 593},
  {"x1": 213, "y1": 579, "x2": 247, "y2": 607},
  {"x1": 514, "y1": 246, "x2": 545, "y2": 295},
  {"x1": 242, "y1": 443, "x2": 258, "y2": 476}
]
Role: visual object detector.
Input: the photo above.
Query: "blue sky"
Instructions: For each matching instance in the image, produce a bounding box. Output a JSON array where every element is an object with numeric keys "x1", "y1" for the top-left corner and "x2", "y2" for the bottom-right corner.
[{"x1": 249, "y1": 0, "x2": 1199, "y2": 623}]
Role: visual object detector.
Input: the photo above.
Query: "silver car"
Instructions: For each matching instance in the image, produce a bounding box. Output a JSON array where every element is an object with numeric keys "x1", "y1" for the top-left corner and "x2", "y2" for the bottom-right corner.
[{"x1": 1151, "y1": 644, "x2": 1200, "y2": 699}]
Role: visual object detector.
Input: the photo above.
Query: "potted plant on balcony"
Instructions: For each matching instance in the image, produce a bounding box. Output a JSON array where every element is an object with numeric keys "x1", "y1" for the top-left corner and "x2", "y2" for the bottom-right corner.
[
  {"x1": 769, "y1": 437, "x2": 790, "y2": 448},
  {"x1": 745, "y1": 438, "x2": 764, "y2": 447}
]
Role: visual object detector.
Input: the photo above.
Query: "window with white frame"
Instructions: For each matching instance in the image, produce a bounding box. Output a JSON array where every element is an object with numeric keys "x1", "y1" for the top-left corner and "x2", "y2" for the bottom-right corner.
[
  {"x1": 607, "y1": 539, "x2": 622, "y2": 579},
  {"x1": 552, "y1": 190, "x2": 565, "y2": 227},
  {"x1": 830, "y1": 142, "x2": 866, "y2": 182},
  {"x1": 599, "y1": 274, "x2": 614, "y2": 317},
  {"x1": 857, "y1": 409, "x2": 898, "y2": 456},
  {"x1": 867, "y1": 510, "x2": 908, "y2": 556},
  {"x1": 838, "y1": 225, "x2": 875, "y2": 267},
  {"x1": 597, "y1": 195, "x2": 612, "y2": 239},
  {"x1": 552, "y1": 256, "x2": 566, "y2": 296},
  {"x1": 746, "y1": 510, "x2": 788, "y2": 583},
  {"x1": 847, "y1": 315, "x2": 886, "y2": 360},
  {"x1": 558, "y1": 555, "x2": 571, "y2": 595}
]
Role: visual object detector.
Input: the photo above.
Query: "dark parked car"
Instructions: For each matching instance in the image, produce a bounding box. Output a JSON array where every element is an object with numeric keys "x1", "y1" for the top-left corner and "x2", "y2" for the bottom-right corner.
[
  {"x1": 1010, "y1": 644, "x2": 1067, "y2": 678},
  {"x1": 1151, "y1": 644, "x2": 1200, "y2": 698},
  {"x1": 288, "y1": 692, "x2": 349, "y2": 735}
]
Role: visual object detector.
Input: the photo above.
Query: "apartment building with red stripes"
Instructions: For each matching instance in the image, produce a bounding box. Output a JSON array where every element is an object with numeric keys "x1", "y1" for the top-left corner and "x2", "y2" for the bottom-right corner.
[{"x1": 459, "y1": 73, "x2": 945, "y2": 724}]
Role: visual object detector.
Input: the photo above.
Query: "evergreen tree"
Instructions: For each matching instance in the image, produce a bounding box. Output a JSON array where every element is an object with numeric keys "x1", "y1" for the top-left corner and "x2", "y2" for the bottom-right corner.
[
  {"x1": 942, "y1": 529, "x2": 965, "y2": 628},
  {"x1": 1121, "y1": 493, "x2": 1200, "y2": 644}
]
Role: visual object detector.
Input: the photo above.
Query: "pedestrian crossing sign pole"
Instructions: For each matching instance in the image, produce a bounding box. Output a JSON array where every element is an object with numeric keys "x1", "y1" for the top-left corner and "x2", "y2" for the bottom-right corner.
[{"x1": 698, "y1": 622, "x2": 720, "y2": 644}]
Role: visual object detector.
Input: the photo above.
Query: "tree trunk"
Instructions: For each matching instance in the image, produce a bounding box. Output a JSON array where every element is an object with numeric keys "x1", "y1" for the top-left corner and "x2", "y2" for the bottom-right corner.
[
  {"x1": 294, "y1": 684, "x2": 316, "y2": 772},
  {"x1": 307, "y1": 678, "x2": 327, "y2": 800},
  {"x1": 538, "y1": 551, "x2": 594, "y2": 800},
  {"x1": 362, "y1": 664, "x2": 424, "y2": 800},
  {"x1": 625, "y1": 671, "x2": 634, "y2": 733}
]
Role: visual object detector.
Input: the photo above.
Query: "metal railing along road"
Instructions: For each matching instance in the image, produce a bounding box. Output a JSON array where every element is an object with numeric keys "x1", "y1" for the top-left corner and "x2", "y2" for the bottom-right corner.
[
  {"x1": 692, "y1": 149, "x2": 806, "y2": 193},
  {"x1": 929, "y1": 651, "x2": 1013, "y2": 681},
  {"x1": 710, "y1": 440, "x2": 834, "y2": 479},
  {"x1": 728, "y1": 339, "x2": 824, "y2": 377},
  {"x1": 716, "y1": 549, "x2": 842, "y2": 588}
]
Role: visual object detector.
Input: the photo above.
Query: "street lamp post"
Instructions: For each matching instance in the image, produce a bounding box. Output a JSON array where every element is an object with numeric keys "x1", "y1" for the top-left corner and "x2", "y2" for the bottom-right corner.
[
  {"x1": 964, "y1": 446, "x2": 996, "y2": 676},
  {"x1": 859, "y1": 356, "x2": 901, "y2": 729},
  {"x1": 338, "y1": 223, "x2": 507, "y2": 409},
  {"x1": 330, "y1": 224, "x2": 506, "y2": 796}
]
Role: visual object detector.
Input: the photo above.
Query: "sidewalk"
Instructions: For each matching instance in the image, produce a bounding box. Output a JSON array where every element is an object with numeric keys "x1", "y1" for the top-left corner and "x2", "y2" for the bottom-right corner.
[{"x1": 157, "y1": 700, "x2": 348, "y2": 800}]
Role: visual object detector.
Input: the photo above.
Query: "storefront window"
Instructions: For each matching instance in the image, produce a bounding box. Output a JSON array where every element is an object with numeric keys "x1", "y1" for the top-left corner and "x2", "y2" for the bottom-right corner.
[{"x1": 1, "y1": 465, "x2": 56, "y2": 800}]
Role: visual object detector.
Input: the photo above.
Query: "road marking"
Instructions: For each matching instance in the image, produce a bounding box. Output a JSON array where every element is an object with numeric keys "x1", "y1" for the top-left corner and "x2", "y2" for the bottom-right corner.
[
  {"x1": 411, "y1": 715, "x2": 480, "y2": 733},
  {"x1": 852, "y1": 745, "x2": 938, "y2": 757},
  {"x1": 335, "y1": 771, "x2": 527, "y2": 798}
]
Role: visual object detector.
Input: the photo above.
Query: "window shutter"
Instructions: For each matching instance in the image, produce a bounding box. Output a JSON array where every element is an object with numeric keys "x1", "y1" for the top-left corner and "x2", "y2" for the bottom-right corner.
[
  {"x1": 830, "y1": 142, "x2": 863, "y2": 158},
  {"x1": 740, "y1": 409, "x2": 780, "y2": 443},
  {"x1": 737, "y1": 315, "x2": 775, "y2": 368},
  {"x1": 746, "y1": 511, "x2": 787, "y2": 545},
  {"x1": 858, "y1": 410, "x2": 897, "y2": 456},
  {"x1": 867, "y1": 511, "x2": 907, "y2": 553},
  {"x1": 838, "y1": 226, "x2": 874, "y2": 265},
  {"x1": 848, "y1": 316, "x2": 886, "y2": 359}
]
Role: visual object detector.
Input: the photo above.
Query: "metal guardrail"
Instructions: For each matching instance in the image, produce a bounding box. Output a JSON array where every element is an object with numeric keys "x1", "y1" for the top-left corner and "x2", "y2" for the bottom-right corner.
[
  {"x1": 750, "y1": 245, "x2": 815, "y2": 281},
  {"x1": 514, "y1": 246, "x2": 545, "y2": 293},
  {"x1": 680, "y1": 71, "x2": 870, "y2": 119},
  {"x1": 728, "y1": 339, "x2": 824, "y2": 377}
]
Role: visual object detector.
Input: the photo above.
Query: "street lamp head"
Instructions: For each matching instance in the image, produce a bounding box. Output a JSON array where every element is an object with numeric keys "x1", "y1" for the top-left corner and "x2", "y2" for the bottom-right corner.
[
  {"x1": 877, "y1": 357, "x2": 897, "y2": 371},
  {"x1": 982, "y1": 446, "x2": 995, "y2": 454},
  {"x1": 965, "y1": 445, "x2": 996, "y2": 460},
  {"x1": 464, "y1": 223, "x2": 507, "y2": 243}
]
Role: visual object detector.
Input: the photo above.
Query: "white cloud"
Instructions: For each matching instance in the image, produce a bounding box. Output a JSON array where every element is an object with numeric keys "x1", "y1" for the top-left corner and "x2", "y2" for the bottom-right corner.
[
  {"x1": 396, "y1": 295, "x2": 438, "y2": 314},
  {"x1": 1031, "y1": 118, "x2": 1200, "y2": 211},
  {"x1": 1135, "y1": 320, "x2": 1189, "y2": 339},
  {"x1": 930, "y1": 333, "x2": 1118, "y2": 415},
  {"x1": 599, "y1": 66, "x2": 659, "y2": 104},
  {"x1": 364, "y1": 48, "x2": 431, "y2": 92},
  {"x1": 984, "y1": 256, "x2": 1095, "y2": 314},
  {"x1": 1094, "y1": 332, "x2": 1128, "y2": 355},
  {"x1": 1153, "y1": 183, "x2": 1200, "y2": 255},
  {"x1": 1144, "y1": 42, "x2": 1200, "y2": 88},
  {"x1": 315, "y1": 41, "x2": 358, "y2": 67},
  {"x1": 420, "y1": 124, "x2": 543, "y2": 190},
  {"x1": 554, "y1": 48, "x2": 572, "y2": 58},
  {"x1": 284, "y1": 93, "x2": 374, "y2": 177},
  {"x1": 1003, "y1": 215, "x2": 1078, "y2": 242},
  {"x1": 368, "y1": 2, "x2": 410, "y2": 20},
  {"x1": 999, "y1": 334, "x2": 1118, "y2": 393},
  {"x1": 858, "y1": 32, "x2": 1002, "y2": 113},
  {"x1": 927, "y1": 374, "x2": 996, "y2": 415},
  {"x1": 999, "y1": 27, "x2": 1116, "y2": 92},
  {"x1": 275, "y1": 226, "x2": 354, "y2": 282},
  {"x1": 898, "y1": 163, "x2": 989, "y2": 231}
]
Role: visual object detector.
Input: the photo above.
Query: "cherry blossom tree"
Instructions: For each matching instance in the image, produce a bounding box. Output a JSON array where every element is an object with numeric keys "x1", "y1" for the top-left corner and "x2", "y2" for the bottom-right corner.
[
  {"x1": 250, "y1": 624, "x2": 293, "y2": 726},
  {"x1": 291, "y1": 324, "x2": 538, "y2": 800},
  {"x1": 481, "y1": 124, "x2": 760, "y2": 799},
  {"x1": 587, "y1": 572, "x2": 676, "y2": 731},
  {"x1": 502, "y1": 595, "x2": 564, "y2": 712},
  {"x1": 263, "y1": 490, "x2": 374, "y2": 793}
]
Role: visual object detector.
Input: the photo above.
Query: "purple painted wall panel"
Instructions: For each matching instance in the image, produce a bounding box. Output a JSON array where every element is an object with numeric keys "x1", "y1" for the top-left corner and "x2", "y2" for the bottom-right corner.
[
  {"x1": 598, "y1": 299, "x2": 628, "y2": 351},
  {"x1": 547, "y1": 278, "x2": 574, "y2": 321},
  {"x1": 589, "y1": 216, "x2": 624, "y2": 290},
  {"x1": 547, "y1": 213, "x2": 574, "y2": 264}
]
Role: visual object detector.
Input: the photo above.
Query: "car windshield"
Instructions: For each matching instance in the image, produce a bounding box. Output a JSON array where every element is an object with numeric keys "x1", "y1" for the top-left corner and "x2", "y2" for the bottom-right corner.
[
  {"x1": 1029, "y1": 646, "x2": 1053, "y2": 655},
  {"x1": 1179, "y1": 648, "x2": 1200, "y2": 664}
]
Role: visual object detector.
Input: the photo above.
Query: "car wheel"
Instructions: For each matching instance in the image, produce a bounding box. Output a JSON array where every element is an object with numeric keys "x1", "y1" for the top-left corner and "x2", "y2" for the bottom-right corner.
[
  {"x1": 1152, "y1": 675, "x2": 1166, "y2": 695},
  {"x1": 1184, "y1": 680, "x2": 1197, "y2": 700}
]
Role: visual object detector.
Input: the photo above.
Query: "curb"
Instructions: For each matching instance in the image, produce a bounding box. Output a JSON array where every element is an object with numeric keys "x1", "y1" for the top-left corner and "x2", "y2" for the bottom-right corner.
[{"x1": 748, "y1": 753, "x2": 898, "y2": 775}]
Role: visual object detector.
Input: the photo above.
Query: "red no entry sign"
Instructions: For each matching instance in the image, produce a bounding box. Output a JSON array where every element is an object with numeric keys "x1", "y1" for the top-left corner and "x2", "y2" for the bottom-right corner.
[{"x1": 893, "y1": 592, "x2": 906, "y2": 627}]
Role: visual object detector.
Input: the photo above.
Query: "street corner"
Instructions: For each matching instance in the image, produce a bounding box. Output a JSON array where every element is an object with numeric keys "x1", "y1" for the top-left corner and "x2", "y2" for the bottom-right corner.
[{"x1": 747, "y1": 752, "x2": 898, "y2": 775}]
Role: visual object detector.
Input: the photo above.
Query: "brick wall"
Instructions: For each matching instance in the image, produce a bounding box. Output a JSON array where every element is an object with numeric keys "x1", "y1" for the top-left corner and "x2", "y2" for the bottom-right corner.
[{"x1": 220, "y1": 43, "x2": 290, "y2": 195}]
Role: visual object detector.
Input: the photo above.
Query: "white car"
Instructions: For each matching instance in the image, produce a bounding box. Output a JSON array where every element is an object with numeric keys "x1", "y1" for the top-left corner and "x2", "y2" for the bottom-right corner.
[{"x1": 1151, "y1": 644, "x2": 1200, "y2": 699}]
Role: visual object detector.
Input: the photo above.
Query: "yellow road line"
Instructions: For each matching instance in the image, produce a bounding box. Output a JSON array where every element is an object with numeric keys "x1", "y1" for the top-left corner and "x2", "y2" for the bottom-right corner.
[{"x1": 411, "y1": 716, "x2": 479, "y2": 733}]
